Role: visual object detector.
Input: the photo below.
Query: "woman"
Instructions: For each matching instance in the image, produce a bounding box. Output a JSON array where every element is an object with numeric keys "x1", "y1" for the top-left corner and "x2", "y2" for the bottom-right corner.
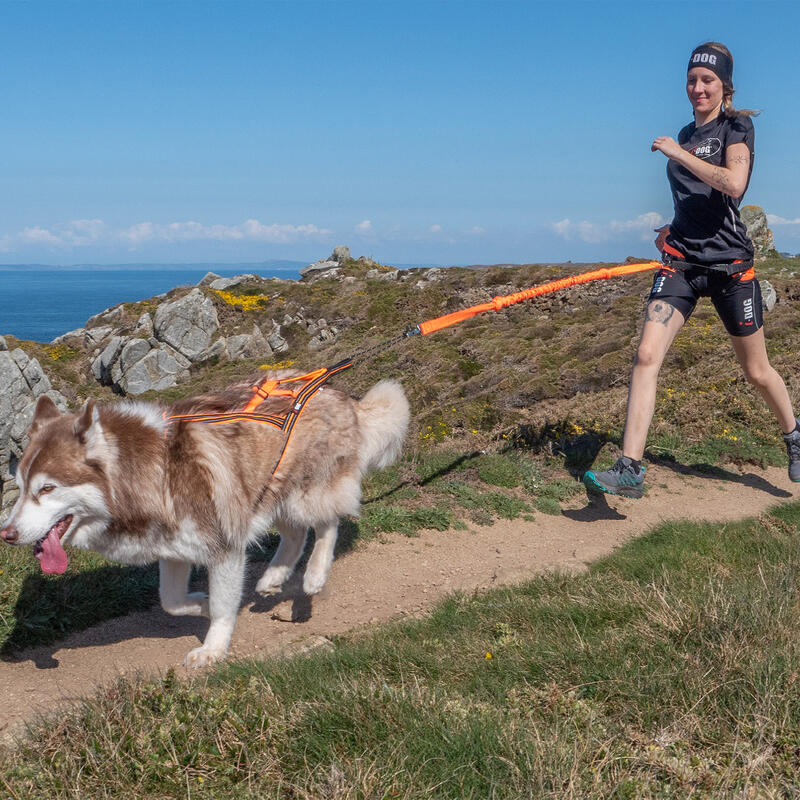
[{"x1": 584, "y1": 42, "x2": 800, "y2": 499}]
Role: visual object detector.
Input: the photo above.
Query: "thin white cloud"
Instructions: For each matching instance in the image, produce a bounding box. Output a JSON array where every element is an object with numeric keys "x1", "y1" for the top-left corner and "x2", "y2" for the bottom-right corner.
[
  {"x1": 767, "y1": 214, "x2": 800, "y2": 226},
  {"x1": 18, "y1": 219, "x2": 105, "y2": 247},
  {"x1": 552, "y1": 212, "x2": 665, "y2": 243},
  {"x1": 467, "y1": 225, "x2": 486, "y2": 235},
  {"x1": 429, "y1": 224, "x2": 442, "y2": 233},
  {"x1": 5, "y1": 218, "x2": 331, "y2": 250},
  {"x1": 355, "y1": 219, "x2": 372, "y2": 233}
]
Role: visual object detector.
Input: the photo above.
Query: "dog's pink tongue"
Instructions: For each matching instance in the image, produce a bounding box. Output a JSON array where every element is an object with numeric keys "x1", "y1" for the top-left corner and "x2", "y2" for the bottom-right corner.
[{"x1": 35, "y1": 526, "x2": 69, "y2": 575}]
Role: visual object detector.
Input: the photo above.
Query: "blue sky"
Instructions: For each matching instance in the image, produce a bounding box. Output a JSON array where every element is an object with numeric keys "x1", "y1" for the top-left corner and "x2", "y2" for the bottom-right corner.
[{"x1": 3, "y1": 0, "x2": 799, "y2": 266}]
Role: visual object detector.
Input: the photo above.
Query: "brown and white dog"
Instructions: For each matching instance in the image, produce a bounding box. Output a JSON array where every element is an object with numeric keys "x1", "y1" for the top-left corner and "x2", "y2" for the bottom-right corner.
[{"x1": 0, "y1": 374, "x2": 409, "y2": 666}]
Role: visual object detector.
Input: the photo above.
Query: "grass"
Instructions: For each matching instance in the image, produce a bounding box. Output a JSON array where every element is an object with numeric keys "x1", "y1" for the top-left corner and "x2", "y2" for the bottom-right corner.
[{"x1": 3, "y1": 502, "x2": 799, "y2": 798}]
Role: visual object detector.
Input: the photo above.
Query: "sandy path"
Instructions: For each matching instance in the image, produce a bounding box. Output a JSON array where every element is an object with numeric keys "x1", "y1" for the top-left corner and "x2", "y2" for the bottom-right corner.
[{"x1": 1, "y1": 462, "x2": 796, "y2": 740}]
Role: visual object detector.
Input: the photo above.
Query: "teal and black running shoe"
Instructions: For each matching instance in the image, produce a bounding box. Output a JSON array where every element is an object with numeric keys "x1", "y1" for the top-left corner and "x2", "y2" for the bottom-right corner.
[
  {"x1": 583, "y1": 457, "x2": 646, "y2": 499},
  {"x1": 783, "y1": 419, "x2": 800, "y2": 482}
]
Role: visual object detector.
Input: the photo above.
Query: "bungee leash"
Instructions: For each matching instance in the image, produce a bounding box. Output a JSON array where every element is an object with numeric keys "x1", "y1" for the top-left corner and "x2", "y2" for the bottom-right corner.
[{"x1": 403, "y1": 260, "x2": 662, "y2": 337}]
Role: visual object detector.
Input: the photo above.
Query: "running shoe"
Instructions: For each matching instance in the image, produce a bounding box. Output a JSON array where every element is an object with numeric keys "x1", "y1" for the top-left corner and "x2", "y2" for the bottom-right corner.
[
  {"x1": 583, "y1": 457, "x2": 646, "y2": 499},
  {"x1": 783, "y1": 420, "x2": 800, "y2": 482}
]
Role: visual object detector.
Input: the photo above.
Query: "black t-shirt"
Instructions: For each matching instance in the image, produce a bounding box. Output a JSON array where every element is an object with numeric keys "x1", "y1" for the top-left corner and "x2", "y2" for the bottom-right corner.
[{"x1": 665, "y1": 112, "x2": 755, "y2": 267}]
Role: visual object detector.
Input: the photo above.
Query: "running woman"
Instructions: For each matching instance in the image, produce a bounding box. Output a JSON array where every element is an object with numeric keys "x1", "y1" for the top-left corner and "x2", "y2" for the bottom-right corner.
[{"x1": 584, "y1": 41, "x2": 800, "y2": 499}]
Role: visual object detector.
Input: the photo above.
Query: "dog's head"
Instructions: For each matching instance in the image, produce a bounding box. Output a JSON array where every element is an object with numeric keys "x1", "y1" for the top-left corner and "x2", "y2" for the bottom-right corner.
[{"x1": 0, "y1": 396, "x2": 112, "y2": 574}]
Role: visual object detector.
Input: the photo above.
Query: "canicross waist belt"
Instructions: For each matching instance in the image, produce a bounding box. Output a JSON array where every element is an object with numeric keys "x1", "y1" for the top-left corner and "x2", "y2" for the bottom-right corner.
[{"x1": 662, "y1": 242, "x2": 753, "y2": 276}]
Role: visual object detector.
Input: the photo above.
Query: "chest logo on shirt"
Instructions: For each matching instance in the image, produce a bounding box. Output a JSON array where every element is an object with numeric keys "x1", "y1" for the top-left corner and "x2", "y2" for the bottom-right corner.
[{"x1": 690, "y1": 138, "x2": 722, "y2": 159}]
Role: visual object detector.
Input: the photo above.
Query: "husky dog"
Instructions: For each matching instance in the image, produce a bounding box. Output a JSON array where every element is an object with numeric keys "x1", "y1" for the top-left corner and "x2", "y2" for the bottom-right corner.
[{"x1": 0, "y1": 374, "x2": 409, "y2": 667}]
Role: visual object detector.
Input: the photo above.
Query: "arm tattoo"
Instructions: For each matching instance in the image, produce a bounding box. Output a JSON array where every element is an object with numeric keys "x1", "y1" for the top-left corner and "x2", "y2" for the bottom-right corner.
[
  {"x1": 729, "y1": 154, "x2": 750, "y2": 165},
  {"x1": 645, "y1": 301, "x2": 676, "y2": 326},
  {"x1": 711, "y1": 166, "x2": 730, "y2": 189}
]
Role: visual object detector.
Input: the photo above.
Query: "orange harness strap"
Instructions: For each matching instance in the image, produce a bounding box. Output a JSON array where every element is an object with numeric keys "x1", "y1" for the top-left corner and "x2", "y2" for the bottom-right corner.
[{"x1": 164, "y1": 359, "x2": 353, "y2": 475}]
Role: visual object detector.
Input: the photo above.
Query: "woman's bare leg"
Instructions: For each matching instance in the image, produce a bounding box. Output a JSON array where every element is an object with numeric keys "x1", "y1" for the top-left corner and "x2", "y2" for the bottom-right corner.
[
  {"x1": 621, "y1": 300, "x2": 687, "y2": 460},
  {"x1": 729, "y1": 329, "x2": 796, "y2": 432}
]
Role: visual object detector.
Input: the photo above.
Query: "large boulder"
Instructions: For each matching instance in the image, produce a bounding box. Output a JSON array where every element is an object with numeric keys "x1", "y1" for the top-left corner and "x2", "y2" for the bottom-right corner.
[
  {"x1": 740, "y1": 205, "x2": 776, "y2": 260},
  {"x1": 153, "y1": 288, "x2": 219, "y2": 361},
  {"x1": 0, "y1": 337, "x2": 68, "y2": 513}
]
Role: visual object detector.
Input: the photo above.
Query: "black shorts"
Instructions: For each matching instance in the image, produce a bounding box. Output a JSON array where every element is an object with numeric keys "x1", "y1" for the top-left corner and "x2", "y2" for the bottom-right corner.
[{"x1": 647, "y1": 265, "x2": 763, "y2": 337}]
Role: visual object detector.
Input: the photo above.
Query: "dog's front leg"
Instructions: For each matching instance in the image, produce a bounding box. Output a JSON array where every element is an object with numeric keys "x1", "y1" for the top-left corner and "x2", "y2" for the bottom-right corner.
[
  {"x1": 159, "y1": 559, "x2": 209, "y2": 616},
  {"x1": 184, "y1": 549, "x2": 246, "y2": 668}
]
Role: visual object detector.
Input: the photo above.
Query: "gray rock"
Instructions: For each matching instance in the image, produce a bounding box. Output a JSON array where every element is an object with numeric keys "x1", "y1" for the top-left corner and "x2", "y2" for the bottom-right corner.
[
  {"x1": 0, "y1": 348, "x2": 68, "y2": 513},
  {"x1": 118, "y1": 347, "x2": 190, "y2": 395},
  {"x1": 761, "y1": 279, "x2": 777, "y2": 312},
  {"x1": 741, "y1": 205, "x2": 776, "y2": 260},
  {"x1": 51, "y1": 327, "x2": 86, "y2": 346},
  {"x1": 226, "y1": 325, "x2": 271, "y2": 361},
  {"x1": 84, "y1": 325, "x2": 114, "y2": 348},
  {"x1": 134, "y1": 312, "x2": 154, "y2": 338},
  {"x1": 300, "y1": 259, "x2": 339, "y2": 280},
  {"x1": 153, "y1": 288, "x2": 219, "y2": 361},
  {"x1": 87, "y1": 304, "x2": 125, "y2": 327},
  {"x1": 331, "y1": 245, "x2": 351, "y2": 264},
  {"x1": 92, "y1": 336, "x2": 125, "y2": 383},
  {"x1": 205, "y1": 338, "x2": 229, "y2": 361},
  {"x1": 209, "y1": 274, "x2": 260, "y2": 291},
  {"x1": 117, "y1": 338, "x2": 152, "y2": 376},
  {"x1": 0, "y1": 335, "x2": 6, "y2": 351},
  {"x1": 198, "y1": 271, "x2": 222, "y2": 286},
  {"x1": 366, "y1": 268, "x2": 399, "y2": 281},
  {"x1": 267, "y1": 322, "x2": 289, "y2": 354}
]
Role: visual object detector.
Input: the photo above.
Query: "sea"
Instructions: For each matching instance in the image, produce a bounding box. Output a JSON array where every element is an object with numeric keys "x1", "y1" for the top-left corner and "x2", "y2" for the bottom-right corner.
[{"x1": 0, "y1": 264, "x2": 304, "y2": 343}]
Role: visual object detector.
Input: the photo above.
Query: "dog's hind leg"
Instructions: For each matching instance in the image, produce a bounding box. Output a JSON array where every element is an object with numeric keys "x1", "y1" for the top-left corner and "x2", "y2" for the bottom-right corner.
[
  {"x1": 159, "y1": 559, "x2": 209, "y2": 617},
  {"x1": 303, "y1": 518, "x2": 339, "y2": 595},
  {"x1": 255, "y1": 522, "x2": 308, "y2": 596},
  {"x1": 185, "y1": 549, "x2": 246, "y2": 668}
]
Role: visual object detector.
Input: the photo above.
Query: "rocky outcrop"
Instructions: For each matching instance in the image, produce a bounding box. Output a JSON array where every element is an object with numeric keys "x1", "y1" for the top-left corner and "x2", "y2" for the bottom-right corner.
[
  {"x1": 0, "y1": 336, "x2": 69, "y2": 514},
  {"x1": 153, "y1": 288, "x2": 219, "y2": 361},
  {"x1": 300, "y1": 246, "x2": 353, "y2": 281},
  {"x1": 741, "y1": 205, "x2": 776, "y2": 260}
]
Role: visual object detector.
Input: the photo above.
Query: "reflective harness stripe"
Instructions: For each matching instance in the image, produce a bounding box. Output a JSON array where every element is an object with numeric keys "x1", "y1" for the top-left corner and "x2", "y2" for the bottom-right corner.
[{"x1": 164, "y1": 358, "x2": 353, "y2": 475}]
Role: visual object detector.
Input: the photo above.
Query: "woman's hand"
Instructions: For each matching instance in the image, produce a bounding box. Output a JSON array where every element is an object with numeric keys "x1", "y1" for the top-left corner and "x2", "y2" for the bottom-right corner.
[
  {"x1": 651, "y1": 136, "x2": 684, "y2": 160},
  {"x1": 654, "y1": 225, "x2": 670, "y2": 252}
]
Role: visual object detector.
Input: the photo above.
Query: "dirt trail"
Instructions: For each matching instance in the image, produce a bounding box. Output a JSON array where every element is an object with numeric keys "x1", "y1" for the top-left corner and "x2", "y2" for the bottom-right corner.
[{"x1": 1, "y1": 462, "x2": 796, "y2": 740}]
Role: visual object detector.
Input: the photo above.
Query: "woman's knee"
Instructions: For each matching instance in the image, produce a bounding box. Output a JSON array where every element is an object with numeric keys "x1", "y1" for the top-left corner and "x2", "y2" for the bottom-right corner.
[
  {"x1": 633, "y1": 343, "x2": 664, "y2": 371},
  {"x1": 742, "y1": 363, "x2": 773, "y2": 388}
]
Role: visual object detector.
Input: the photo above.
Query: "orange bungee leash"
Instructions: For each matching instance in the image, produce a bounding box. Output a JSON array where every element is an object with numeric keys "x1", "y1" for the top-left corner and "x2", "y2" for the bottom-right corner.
[
  {"x1": 166, "y1": 260, "x2": 662, "y2": 475},
  {"x1": 405, "y1": 260, "x2": 662, "y2": 337}
]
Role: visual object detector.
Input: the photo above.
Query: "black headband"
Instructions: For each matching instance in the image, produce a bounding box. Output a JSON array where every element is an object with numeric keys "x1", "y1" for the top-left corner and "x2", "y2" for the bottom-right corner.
[{"x1": 688, "y1": 46, "x2": 733, "y2": 84}]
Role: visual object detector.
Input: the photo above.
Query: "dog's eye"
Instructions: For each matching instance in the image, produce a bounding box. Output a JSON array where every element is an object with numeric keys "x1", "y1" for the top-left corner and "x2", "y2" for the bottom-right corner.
[{"x1": 38, "y1": 484, "x2": 56, "y2": 495}]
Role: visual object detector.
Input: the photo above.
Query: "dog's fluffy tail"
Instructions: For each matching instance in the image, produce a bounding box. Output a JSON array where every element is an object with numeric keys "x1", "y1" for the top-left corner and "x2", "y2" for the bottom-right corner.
[{"x1": 356, "y1": 379, "x2": 410, "y2": 474}]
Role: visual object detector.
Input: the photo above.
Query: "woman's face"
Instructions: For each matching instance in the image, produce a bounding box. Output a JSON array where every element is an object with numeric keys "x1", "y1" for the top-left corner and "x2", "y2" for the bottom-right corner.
[{"x1": 686, "y1": 67, "x2": 724, "y2": 116}]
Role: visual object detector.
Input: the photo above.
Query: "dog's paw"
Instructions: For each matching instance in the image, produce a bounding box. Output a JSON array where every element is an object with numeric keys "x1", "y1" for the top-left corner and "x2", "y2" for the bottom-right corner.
[
  {"x1": 184, "y1": 645, "x2": 226, "y2": 668},
  {"x1": 162, "y1": 592, "x2": 209, "y2": 617},
  {"x1": 256, "y1": 566, "x2": 292, "y2": 596},
  {"x1": 302, "y1": 569, "x2": 328, "y2": 596}
]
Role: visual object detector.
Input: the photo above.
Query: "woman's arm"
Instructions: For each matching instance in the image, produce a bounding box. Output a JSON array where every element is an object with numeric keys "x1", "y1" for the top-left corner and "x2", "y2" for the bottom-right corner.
[{"x1": 651, "y1": 137, "x2": 750, "y2": 198}]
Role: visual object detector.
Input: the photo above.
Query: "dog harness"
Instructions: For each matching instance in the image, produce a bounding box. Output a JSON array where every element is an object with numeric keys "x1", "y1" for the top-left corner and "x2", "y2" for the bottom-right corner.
[{"x1": 164, "y1": 358, "x2": 353, "y2": 475}]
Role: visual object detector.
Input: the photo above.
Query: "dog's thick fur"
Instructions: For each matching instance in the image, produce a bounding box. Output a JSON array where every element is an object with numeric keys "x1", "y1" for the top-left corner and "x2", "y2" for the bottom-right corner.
[{"x1": 0, "y1": 374, "x2": 409, "y2": 666}]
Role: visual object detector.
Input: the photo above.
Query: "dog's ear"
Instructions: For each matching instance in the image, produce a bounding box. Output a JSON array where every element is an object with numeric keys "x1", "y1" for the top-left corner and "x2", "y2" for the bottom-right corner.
[
  {"x1": 73, "y1": 400, "x2": 98, "y2": 443},
  {"x1": 73, "y1": 400, "x2": 110, "y2": 463},
  {"x1": 29, "y1": 395, "x2": 61, "y2": 437}
]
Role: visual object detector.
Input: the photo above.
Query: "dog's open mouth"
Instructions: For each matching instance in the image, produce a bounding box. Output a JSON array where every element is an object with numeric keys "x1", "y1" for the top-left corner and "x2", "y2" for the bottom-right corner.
[{"x1": 33, "y1": 515, "x2": 73, "y2": 575}]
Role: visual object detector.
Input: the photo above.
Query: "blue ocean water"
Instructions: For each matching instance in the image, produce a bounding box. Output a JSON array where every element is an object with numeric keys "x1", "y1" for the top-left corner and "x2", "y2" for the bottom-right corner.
[{"x1": 0, "y1": 265, "x2": 302, "y2": 343}]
